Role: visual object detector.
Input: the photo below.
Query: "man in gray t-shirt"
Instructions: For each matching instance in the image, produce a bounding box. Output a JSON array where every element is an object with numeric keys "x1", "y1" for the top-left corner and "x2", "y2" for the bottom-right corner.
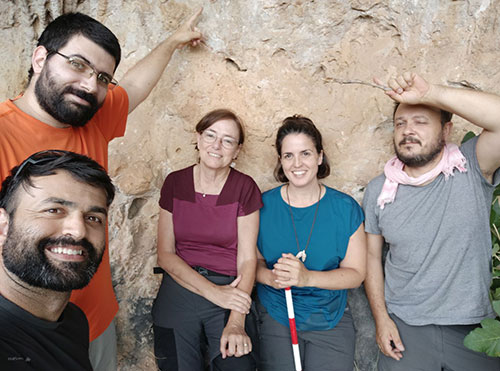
[{"x1": 362, "y1": 72, "x2": 500, "y2": 371}]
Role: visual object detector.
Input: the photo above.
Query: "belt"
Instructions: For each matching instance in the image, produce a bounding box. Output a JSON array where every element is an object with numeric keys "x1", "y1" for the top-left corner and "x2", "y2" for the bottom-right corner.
[
  {"x1": 192, "y1": 265, "x2": 233, "y2": 278},
  {"x1": 153, "y1": 266, "x2": 233, "y2": 278}
]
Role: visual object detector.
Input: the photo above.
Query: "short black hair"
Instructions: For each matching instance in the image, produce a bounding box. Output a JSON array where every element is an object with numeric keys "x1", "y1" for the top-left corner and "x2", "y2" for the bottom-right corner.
[
  {"x1": 28, "y1": 12, "x2": 121, "y2": 82},
  {"x1": 274, "y1": 115, "x2": 330, "y2": 182},
  {"x1": 393, "y1": 102, "x2": 453, "y2": 126},
  {"x1": 0, "y1": 150, "x2": 115, "y2": 214}
]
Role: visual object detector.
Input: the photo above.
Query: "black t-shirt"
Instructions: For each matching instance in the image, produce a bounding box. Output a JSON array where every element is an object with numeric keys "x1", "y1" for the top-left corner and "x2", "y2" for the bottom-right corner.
[{"x1": 0, "y1": 295, "x2": 92, "y2": 370}]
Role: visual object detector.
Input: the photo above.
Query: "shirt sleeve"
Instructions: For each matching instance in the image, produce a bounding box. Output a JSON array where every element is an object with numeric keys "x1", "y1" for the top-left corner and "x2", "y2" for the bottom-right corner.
[
  {"x1": 362, "y1": 179, "x2": 383, "y2": 235},
  {"x1": 237, "y1": 174, "x2": 263, "y2": 216},
  {"x1": 461, "y1": 135, "x2": 500, "y2": 187},
  {"x1": 159, "y1": 172, "x2": 175, "y2": 212},
  {"x1": 94, "y1": 85, "x2": 129, "y2": 142},
  {"x1": 348, "y1": 198, "x2": 365, "y2": 236}
]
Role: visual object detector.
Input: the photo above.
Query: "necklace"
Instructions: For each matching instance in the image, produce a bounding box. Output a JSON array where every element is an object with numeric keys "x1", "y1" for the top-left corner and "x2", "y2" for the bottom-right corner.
[
  {"x1": 285, "y1": 183, "x2": 321, "y2": 263},
  {"x1": 196, "y1": 166, "x2": 208, "y2": 197},
  {"x1": 196, "y1": 165, "x2": 229, "y2": 198}
]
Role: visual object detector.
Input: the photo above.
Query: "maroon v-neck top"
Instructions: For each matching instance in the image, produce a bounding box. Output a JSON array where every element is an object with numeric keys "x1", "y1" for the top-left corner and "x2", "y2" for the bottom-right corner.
[{"x1": 159, "y1": 165, "x2": 262, "y2": 276}]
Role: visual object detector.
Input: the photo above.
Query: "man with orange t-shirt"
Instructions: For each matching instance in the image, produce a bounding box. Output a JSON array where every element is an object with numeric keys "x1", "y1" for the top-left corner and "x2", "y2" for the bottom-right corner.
[{"x1": 0, "y1": 10, "x2": 202, "y2": 371}]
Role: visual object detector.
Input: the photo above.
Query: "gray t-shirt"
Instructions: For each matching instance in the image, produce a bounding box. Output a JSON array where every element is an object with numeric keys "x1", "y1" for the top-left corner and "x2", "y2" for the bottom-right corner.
[{"x1": 363, "y1": 136, "x2": 500, "y2": 325}]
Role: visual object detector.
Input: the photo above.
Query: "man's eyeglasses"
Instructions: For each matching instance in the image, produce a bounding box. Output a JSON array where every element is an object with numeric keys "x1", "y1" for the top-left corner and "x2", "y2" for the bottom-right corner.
[
  {"x1": 50, "y1": 51, "x2": 118, "y2": 87},
  {"x1": 201, "y1": 130, "x2": 239, "y2": 150}
]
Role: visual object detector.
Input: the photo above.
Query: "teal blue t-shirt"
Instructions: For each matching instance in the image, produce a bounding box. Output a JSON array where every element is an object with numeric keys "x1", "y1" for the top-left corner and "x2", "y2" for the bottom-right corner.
[{"x1": 257, "y1": 185, "x2": 364, "y2": 331}]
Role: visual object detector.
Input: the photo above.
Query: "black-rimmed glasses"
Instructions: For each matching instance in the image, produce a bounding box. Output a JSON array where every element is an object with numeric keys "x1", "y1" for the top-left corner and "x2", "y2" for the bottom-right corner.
[{"x1": 51, "y1": 51, "x2": 118, "y2": 87}]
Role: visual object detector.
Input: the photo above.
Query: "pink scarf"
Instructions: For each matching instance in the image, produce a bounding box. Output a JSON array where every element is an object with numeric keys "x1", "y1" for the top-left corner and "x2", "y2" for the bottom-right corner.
[{"x1": 377, "y1": 143, "x2": 467, "y2": 209}]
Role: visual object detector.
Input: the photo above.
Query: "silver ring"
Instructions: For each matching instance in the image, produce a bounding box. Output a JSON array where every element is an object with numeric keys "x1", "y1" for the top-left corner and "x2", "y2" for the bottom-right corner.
[{"x1": 244, "y1": 344, "x2": 248, "y2": 347}]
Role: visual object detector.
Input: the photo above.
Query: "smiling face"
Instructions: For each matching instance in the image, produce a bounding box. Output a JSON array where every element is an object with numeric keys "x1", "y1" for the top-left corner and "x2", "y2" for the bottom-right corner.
[
  {"x1": 393, "y1": 103, "x2": 450, "y2": 168},
  {"x1": 196, "y1": 119, "x2": 241, "y2": 170},
  {"x1": 0, "y1": 170, "x2": 107, "y2": 292},
  {"x1": 280, "y1": 133, "x2": 323, "y2": 188},
  {"x1": 33, "y1": 35, "x2": 116, "y2": 127}
]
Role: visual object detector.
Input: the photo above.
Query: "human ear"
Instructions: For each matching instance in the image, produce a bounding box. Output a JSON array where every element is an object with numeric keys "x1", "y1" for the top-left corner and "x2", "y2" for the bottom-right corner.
[
  {"x1": 233, "y1": 144, "x2": 242, "y2": 160},
  {"x1": 0, "y1": 209, "x2": 10, "y2": 249},
  {"x1": 443, "y1": 121, "x2": 453, "y2": 141},
  {"x1": 195, "y1": 132, "x2": 202, "y2": 151},
  {"x1": 32, "y1": 46, "x2": 50, "y2": 74},
  {"x1": 318, "y1": 150, "x2": 324, "y2": 165}
]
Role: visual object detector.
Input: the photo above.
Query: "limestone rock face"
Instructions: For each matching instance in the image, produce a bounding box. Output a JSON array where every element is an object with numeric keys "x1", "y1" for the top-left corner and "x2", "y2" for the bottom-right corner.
[{"x1": 1, "y1": 1, "x2": 499, "y2": 370}]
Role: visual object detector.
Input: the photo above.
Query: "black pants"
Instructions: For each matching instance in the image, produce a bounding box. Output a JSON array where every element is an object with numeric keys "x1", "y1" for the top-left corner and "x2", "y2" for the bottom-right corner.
[
  {"x1": 152, "y1": 274, "x2": 257, "y2": 371},
  {"x1": 154, "y1": 325, "x2": 256, "y2": 371}
]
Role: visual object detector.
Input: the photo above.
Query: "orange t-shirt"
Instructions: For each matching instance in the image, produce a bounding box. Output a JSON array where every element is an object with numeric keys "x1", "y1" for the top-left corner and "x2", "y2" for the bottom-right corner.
[{"x1": 0, "y1": 85, "x2": 129, "y2": 341}]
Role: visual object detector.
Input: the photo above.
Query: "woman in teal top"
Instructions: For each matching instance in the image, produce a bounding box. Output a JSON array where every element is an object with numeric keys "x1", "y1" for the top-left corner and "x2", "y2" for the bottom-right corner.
[{"x1": 256, "y1": 115, "x2": 367, "y2": 371}]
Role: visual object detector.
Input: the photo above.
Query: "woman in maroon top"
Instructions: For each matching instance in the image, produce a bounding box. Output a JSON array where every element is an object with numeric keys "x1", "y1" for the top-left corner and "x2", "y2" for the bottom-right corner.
[{"x1": 152, "y1": 109, "x2": 262, "y2": 371}]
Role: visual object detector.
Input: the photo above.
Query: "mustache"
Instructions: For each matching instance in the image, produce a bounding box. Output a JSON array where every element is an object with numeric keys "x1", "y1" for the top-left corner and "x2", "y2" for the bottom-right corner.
[
  {"x1": 62, "y1": 86, "x2": 98, "y2": 107},
  {"x1": 399, "y1": 137, "x2": 422, "y2": 146},
  {"x1": 38, "y1": 236, "x2": 96, "y2": 255}
]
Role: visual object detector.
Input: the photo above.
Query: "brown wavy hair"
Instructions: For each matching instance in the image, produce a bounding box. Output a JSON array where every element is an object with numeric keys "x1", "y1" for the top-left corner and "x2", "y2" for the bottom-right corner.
[{"x1": 273, "y1": 115, "x2": 330, "y2": 183}]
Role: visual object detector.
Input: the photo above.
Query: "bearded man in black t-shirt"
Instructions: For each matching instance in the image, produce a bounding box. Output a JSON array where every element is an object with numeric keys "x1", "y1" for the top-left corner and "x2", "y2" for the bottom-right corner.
[{"x1": 0, "y1": 150, "x2": 114, "y2": 370}]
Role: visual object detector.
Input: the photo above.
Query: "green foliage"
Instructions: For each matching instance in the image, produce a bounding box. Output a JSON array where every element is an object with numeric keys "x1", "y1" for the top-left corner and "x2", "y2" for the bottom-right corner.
[
  {"x1": 463, "y1": 131, "x2": 500, "y2": 357},
  {"x1": 464, "y1": 319, "x2": 500, "y2": 357},
  {"x1": 461, "y1": 131, "x2": 477, "y2": 144}
]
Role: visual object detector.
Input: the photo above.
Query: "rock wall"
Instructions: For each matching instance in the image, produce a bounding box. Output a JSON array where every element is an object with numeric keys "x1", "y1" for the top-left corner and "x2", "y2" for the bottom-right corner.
[{"x1": 1, "y1": 1, "x2": 499, "y2": 370}]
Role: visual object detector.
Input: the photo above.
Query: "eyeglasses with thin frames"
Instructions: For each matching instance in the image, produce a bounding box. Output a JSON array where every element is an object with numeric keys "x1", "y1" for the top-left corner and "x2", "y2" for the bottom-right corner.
[
  {"x1": 50, "y1": 50, "x2": 118, "y2": 87},
  {"x1": 201, "y1": 130, "x2": 239, "y2": 150}
]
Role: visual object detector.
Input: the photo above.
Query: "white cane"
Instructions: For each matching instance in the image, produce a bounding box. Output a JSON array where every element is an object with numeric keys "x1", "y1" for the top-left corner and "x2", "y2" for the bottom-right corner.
[{"x1": 285, "y1": 287, "x2": 302, "y2": 371}]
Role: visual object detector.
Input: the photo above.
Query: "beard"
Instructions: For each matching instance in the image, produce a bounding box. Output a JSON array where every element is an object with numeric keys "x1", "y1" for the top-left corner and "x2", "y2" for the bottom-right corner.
[
  {"x1": 2, "y1": 222, "x2": 104, "y2": 292},
  {"x1": 34, "y1": 65, "x2": 102, "y2": 127},
  {"x1": 394, "y1": 135, "x2": 445, "y2": 168}
]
